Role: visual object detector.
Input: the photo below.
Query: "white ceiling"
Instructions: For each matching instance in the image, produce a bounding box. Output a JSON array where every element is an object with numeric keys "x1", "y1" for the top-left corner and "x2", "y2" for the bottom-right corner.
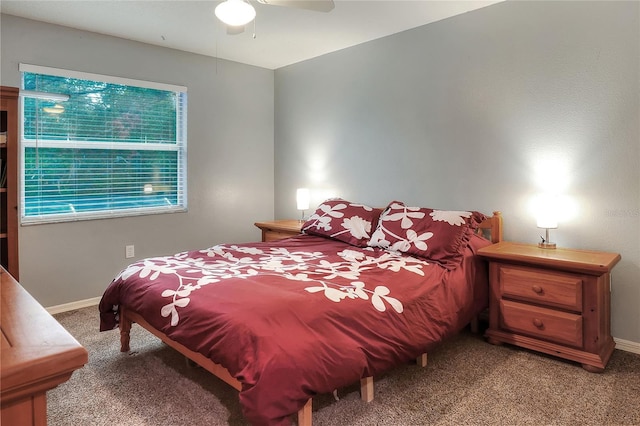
[{"x1": 0, "y1": 0, "x2": 501, "y2": 70}]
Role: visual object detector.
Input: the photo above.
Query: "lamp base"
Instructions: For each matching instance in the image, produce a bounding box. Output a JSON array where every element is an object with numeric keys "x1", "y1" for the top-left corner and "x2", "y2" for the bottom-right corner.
[{"x1": 538, "y1": 242, "x2": 557, "y2": 249}]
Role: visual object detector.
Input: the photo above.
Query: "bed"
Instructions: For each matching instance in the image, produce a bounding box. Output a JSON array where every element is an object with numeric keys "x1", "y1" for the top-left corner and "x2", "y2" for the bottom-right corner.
[{"x1": 99, "y1": 200, "x2": 502, "y2": 426}]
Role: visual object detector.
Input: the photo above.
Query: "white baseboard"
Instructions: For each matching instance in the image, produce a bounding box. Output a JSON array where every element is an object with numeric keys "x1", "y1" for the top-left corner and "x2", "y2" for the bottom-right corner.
[
  {"x1": 46, "y1": 296, "x2": 101, "y2": 315},
  {"x1": 46, "y1": 297, "x2": 640, "y2": 355},
  {"x1": 614, "y1": 337, "x2": 640, "y2": 355}
]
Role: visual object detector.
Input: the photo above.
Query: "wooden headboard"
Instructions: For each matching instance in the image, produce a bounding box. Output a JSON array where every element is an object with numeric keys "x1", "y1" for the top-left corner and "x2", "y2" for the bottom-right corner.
[{"x1": 477, "y1": 211, "x2": 503, "y2": 243}]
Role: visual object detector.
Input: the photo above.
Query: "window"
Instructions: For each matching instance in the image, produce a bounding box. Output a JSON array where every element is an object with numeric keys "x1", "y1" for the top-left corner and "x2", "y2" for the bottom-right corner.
[{"x1": 19, "y1": 64, "x2": 187, "y2": 224}]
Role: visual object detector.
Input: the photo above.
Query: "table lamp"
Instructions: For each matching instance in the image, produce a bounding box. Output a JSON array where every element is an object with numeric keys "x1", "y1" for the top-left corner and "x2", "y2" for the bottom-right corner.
[
  {"x1": 296, "y1": 188, "x2": 310, "y2": 222},
  {"x1": 537, "y1": 197, "x2": 558, "y2": 249}
]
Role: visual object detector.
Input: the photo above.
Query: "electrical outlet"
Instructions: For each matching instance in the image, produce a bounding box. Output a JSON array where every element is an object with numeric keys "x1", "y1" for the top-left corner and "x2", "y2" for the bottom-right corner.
[{"x1": 125, "y1": 245, "x2": 135, "y2": 259}]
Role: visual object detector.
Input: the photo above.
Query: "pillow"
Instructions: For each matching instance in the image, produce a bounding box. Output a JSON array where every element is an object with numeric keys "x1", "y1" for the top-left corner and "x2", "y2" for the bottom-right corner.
[
  {"x1": 368, "y1": 201, "x2": 486, "y2": 269},
  {"x1": 302, "y1": 199, "x2": 382, "y2": 247}
]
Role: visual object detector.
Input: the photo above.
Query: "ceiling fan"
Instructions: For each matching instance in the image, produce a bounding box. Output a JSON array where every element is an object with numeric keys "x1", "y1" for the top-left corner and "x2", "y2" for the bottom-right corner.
[{"x1": 215, "y1": 0, "x2": 335, "y2": 35}]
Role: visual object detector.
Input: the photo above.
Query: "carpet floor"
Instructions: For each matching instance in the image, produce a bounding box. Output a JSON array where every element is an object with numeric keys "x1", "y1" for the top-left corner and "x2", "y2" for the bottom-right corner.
[{"x1": 49, "y1": 306, "x2": 640, "y2": 425}]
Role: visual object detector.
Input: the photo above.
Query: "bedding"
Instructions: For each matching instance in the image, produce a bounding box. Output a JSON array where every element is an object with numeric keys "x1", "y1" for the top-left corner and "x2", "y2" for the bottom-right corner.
[{"x1": 99, "y1": 232, "x2": 491, "y2": 426}]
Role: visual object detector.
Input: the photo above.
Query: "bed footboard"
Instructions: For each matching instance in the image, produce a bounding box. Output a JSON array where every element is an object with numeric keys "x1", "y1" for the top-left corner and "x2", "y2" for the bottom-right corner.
[{"x1": 118, "y1": 306, "x2": 335, "y2": 426}]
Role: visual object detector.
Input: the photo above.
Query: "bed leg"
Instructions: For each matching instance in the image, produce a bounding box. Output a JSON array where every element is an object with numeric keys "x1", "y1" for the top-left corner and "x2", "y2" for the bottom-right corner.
[
  {"x1": 417, "y1": 353, "x2": 428, "y2": 367},
  {"x1": 360, "y1": 376, "x2": 374, "y2": 402},
  {"x1": 470, "y1": 316, "x2": 479, "y2": 334},
  {"x1": 119, "y1": 307, "x2": 131, "y2": 352},
  {"x1": 185, "y1": 356, "x2": 198, "y2": 368},
  {"x1": 297, "y1": 399, "x2": 312, "y2": 426}
]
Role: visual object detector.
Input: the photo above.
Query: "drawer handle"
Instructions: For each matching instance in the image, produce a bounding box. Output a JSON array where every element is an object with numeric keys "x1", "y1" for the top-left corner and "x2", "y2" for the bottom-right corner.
[
  {"x1": 532, "y1": 285, "x2": 543, "y2": 294},
  {"x1": 532, "y1": 318, "x2": 544, "y2": 328}
]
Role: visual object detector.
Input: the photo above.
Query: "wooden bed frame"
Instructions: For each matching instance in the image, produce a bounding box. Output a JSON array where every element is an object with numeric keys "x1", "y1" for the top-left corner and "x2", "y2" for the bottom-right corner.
[{"x1": 118, "y1": 211, "x2": 503, "y2": 426}]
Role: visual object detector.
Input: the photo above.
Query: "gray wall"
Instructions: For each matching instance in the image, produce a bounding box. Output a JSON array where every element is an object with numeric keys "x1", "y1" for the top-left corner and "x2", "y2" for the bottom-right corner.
[
  {"x1": 1, "y1": 15, "x2": 275, "y2": 307},
  {"x1": 274, "y1": 1, "x2": 639, "y2": 343}
]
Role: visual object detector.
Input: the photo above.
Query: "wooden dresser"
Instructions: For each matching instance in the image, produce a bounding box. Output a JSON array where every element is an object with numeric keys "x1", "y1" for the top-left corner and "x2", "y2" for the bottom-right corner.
[
  {"x1": 477, "y1": 242, "x2": 620, "y2": 372},
  {"x1": 254, "y1": 220, "x2": 302, "y2": 242},
  {"x1": 1, "y1": 267, "x2": 88, "y2": 425}
]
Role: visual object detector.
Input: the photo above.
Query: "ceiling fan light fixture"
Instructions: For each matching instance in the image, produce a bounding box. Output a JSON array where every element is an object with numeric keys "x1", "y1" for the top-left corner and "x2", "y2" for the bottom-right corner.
[{"x1": 215, "y1": 0, "x2": 256, "y2": 27}]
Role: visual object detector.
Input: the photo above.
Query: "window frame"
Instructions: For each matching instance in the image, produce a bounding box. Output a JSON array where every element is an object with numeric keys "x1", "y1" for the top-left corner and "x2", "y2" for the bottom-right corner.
[{"x1": 19, "y1": 64, "x2": 188, "y2": 225}]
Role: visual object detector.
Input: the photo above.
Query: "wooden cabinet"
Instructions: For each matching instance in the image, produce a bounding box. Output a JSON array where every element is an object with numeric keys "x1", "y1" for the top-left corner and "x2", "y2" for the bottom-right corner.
[
  {"x1": 1, "y1": 267, "x2": 88, "y2": 425},
  {"x1": 254, "y1": 220, "x2": 302, "y2": 242},
  {"x1": 1, "y1": 86, "x2": 19, "y2": 280},
  {"x1": 477, "y1": 242, "x2": 620, "y2": 372}
]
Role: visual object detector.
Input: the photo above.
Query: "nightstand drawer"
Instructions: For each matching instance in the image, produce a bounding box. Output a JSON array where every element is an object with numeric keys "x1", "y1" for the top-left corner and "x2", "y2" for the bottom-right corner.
[
  {"x1": 500, "y1": 299, "x2": 583, "y2": 347},
  {"x1": 500, "y1": 266, "x2": 583, "y2": 312}
]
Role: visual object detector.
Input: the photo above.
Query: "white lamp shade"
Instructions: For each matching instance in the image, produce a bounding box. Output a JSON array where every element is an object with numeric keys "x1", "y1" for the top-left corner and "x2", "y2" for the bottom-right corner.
[
  {"x1": 536, "y1": 214, "x2": 558, "y2": 229},
  {"x1": 536, "y1": 195, "x2": 558, "y2": 229},
  {"x1": 296, "y1": 188, "x2": 310, "y2": 211},
  {"x1": 215, "y1": 0, "x2": 256, "y2": 27}
]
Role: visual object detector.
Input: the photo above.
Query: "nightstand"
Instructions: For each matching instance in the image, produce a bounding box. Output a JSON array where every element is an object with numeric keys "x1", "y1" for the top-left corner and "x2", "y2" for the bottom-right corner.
[
  {"x1": 254, "y1": 220, "x2": 302, "y2": 242},
  {"x1": 477, "y1": 241, "x2": 621, "y2": 372}
]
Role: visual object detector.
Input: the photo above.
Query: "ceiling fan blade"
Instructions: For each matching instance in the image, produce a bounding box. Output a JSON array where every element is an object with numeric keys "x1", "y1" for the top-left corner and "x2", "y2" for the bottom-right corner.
[
  {"x1": 226, "y1": 24, "x2": 246, "y2": 35},
  {"x1": 256, "y1": 0, "x2": 335, "y2": 13}
]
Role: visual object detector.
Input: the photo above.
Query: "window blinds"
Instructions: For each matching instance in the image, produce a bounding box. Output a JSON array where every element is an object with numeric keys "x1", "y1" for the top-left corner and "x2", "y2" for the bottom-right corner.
[{"x1": 19, "y1": 64, "x2": 187, "y2": 224}]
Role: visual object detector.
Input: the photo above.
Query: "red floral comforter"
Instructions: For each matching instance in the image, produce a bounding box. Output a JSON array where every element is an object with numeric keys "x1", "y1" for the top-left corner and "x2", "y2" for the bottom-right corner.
[{"x1": 99, "y1": 234, "x2": 490, "y2": 425}]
